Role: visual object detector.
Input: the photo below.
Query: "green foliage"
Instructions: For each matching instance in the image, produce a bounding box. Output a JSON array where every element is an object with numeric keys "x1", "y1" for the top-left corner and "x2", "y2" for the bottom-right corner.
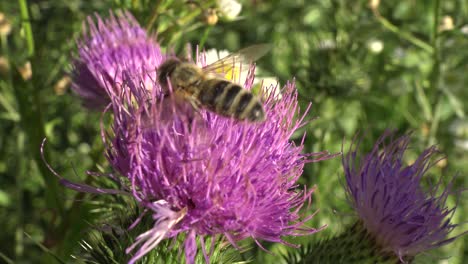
[
  {"x1": 78, "y1": 197, "x2": 246, "y2": 264},
  {"x1": 283, "y1": 221, "x2": 402, "y2": 264},
  {"x1": 0, "y1": 0, "x2": 466, "y2": 263}
]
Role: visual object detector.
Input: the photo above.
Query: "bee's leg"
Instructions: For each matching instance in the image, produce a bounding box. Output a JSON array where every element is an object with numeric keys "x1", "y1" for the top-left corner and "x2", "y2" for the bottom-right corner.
[
  {"x1": 176, "y1": 89, "x2": 199, "y2": 110},
  {"x1": 179, "y1": 94, "x2": 202, "y2": 133},
  {"x1": 188, "y1": 96, "x2": 201, "y2": 112},
  {"x1": 174, "y1": 89, "x2": 203, "y2": 122}
]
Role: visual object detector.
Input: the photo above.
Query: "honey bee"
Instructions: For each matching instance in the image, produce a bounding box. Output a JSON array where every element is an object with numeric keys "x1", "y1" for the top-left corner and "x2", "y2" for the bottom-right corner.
[{"x1": 157, "y1": 44, "x2": 270, "y2": 122}]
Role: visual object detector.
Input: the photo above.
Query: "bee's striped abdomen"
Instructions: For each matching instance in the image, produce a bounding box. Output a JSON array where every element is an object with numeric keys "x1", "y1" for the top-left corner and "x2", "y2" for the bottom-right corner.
[
  {"x1": 235, "y1": 93, "x2": 253, "y2": 116},
  {"x1": 246, "y1": 102, "x2": 265, "y2": 122},
  {"x1": 198, "y1": 79, "x2": 230, "y2": 109},
  {"x1": 198, "y1": 79, "x2": 265, "y2": 122},
  {"x1": 220, "y1": 84, "x2": 242, "y2": 112}
]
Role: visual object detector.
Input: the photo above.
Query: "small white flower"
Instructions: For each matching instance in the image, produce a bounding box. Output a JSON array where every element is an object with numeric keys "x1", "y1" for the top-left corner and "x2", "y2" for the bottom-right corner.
[
  {"x1": 439, "y1": 16, "x2": 454, "y2": 32},
  {"x1": 317, "y1": 39, "x2": 336, "y2": 50},
  {"x1": 0, "y1": 12, "x2": 12, "y2": 37},
  {"x1": 369, "y1": 0, "x2": 380, "y2": 10},
  {"x1": 454, "y1": 139, "x2": 468, "y2": 151},
  {"x1": 367, "y1": 39, "x2": 384, "y2": 53},
  {"x1": 449, "y1": 119, "x2": 468, "y2": 137},
  {"x1": 204, "y1": 49, "x2": 230, "y2": 65},
  {"x1": 449, "y1": 119, "x2": 468, "y2": 151},
  {"x1": 255, "y1": 77, "x2": 282, "y2": 100},
  {"x1": 461, "y1": 25, "x2": 468, "y2": 35},
  {"x1": 217, "y1": 0, "x2": 242, "y2": 20}
]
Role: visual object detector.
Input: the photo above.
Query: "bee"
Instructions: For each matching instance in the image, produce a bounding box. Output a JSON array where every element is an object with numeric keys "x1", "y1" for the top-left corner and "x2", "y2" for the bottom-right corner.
[{"x1": 157, "y1": 44, "x2": 270, "y2": 122}]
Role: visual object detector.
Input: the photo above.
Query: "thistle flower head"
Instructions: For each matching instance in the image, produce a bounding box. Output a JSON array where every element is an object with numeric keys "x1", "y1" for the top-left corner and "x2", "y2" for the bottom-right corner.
[
  {"x1": 343, "y1": 131, "x2": 462, "y2": 261},
  {"x1": 72, "y1": 11, "x2": 163, "y2": 109},
  {"x1": 105, "y1": 69, "x2": 334, "y2": 263},
  {"x1": 70, "y1": 11, "x2": 336, "y2": 264}
]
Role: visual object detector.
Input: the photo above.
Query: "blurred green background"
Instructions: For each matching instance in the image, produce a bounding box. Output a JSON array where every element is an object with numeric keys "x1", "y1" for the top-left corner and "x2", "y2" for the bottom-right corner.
[{"x1": 0, "y1": 0, "x2": 466, "y2": 263}]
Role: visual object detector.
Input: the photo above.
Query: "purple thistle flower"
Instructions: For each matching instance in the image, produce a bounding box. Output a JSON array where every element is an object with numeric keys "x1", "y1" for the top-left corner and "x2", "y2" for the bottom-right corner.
[
  {"x1": 103, "y1": 60, "x2": 335, "y2": 263},
  {"x1": 343, "y1": 131, "x2": 464, "y2": 262},
  {"x1": 71, "y1": 11, "x2": 163, "y2": 109},
  {"x1": 67, "y1": 11, "x2": 337, "y2": 263}
]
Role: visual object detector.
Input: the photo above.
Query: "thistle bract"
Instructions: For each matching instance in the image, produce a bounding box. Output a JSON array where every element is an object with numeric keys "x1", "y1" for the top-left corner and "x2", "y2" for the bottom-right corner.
[{"x1": 72, "y1": 11, "x2": 163, "y2": 109}]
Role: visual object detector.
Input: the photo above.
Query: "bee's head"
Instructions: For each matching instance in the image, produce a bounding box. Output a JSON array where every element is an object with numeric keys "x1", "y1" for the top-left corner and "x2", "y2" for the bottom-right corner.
[
  {"x1": 157, "y1": 58, "x2": 202, "y2": 94},
  {"x1": 157, "y1": 58, "x2": 181, "y2": 89}
]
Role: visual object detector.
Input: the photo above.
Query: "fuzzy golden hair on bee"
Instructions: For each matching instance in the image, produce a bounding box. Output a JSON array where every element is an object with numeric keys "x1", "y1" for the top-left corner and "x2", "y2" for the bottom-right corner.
[{"x1": 157, "y1": 44, "x2": 271, "y2": 122}]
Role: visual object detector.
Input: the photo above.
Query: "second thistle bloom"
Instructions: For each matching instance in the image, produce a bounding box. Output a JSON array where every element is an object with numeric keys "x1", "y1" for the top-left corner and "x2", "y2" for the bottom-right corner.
[
  {"x1": 342, "y1": 132, "x2": 461, "y2": 262},
  {"x1": 285, "y1": 132, "x2": 464, "y2": 264},
  {"x1": 72, "y1": 11, "x2": 163, "y2": 108}
]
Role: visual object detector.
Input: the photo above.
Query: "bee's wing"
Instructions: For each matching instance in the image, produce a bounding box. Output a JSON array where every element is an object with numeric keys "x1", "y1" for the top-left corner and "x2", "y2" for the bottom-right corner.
[{"x1": 202, "y1": 44, "x2": 271, "y2": 77}]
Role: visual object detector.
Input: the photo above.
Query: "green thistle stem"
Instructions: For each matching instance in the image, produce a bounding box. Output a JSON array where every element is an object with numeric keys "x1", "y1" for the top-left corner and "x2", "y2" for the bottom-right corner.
[
  {"x1": 18, "y1": 0, "x2": 34, "y2": 56},
  {"x1": 372, "y1": 10, "x2": 432, "y2": 53},
  {"x1": 428, "y1": 0, "x2": 441, "y2": 145}
]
